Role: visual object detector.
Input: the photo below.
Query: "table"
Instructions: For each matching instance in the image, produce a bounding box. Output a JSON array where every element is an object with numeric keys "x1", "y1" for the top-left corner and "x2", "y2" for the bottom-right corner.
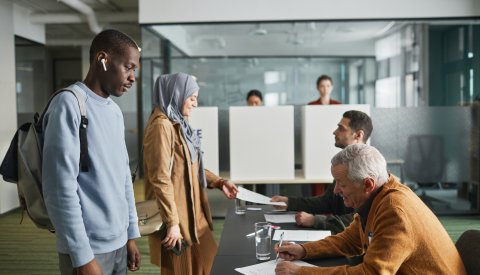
[
  {"x1": 219, "y1": 170, "x2": 333, "y2": 185},
  {"x1": 211, "y1": 203, "x2": 348, "y2": 274}
]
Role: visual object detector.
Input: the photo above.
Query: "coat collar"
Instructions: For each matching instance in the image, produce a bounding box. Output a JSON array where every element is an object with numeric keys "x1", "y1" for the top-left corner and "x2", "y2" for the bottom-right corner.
[{"x1": 152, "y1": 107, "x2": 179, "y2": 125}]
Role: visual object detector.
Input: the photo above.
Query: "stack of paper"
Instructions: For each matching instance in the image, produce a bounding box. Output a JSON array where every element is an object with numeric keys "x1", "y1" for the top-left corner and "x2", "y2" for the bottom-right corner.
[
  {"x1": 235, "y1": 259, "x2": 314, "y2": 275},
  {"x1": 273, "y1": 230, "x2": 331, "y2": 242},
  {"x1": 236, "y1": 187, "x2": 286, "y2": 206},
  {"x1": 264, "y1": 214, "x2": 296, "y2": 223}
]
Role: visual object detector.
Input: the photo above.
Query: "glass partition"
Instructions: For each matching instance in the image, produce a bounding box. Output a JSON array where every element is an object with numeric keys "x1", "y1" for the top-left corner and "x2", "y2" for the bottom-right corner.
[
  {"x1": 15, "y1": 36, "x2": 48, "y2": 126},
  {"x1": 140, "y1": 20, "x2": 480, "y2": 214},
  {"x1": 171, "y1": 57, "x2": 373, "y2": 107}
]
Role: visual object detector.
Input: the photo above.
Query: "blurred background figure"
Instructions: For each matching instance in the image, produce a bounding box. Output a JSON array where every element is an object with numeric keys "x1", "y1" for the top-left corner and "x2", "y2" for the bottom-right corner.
[
  {"x1": 246, "y1": 89, "x2": 263, "y2": 106},
  {"x1": 308, "y1": 75, "x2": 341, "y2": 196},
  {"x1": 308, "y1": 75, "x2": 341, "y2": 105}
]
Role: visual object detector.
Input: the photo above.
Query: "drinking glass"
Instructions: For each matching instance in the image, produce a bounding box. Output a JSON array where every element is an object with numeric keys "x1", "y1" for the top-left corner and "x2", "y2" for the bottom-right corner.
[{"x1": 254, "y1": 222, "x2": 271, "y2": 260}]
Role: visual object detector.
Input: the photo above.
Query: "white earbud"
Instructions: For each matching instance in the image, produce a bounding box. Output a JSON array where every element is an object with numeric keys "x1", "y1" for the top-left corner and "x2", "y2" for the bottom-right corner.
[{"x1": 100, "y1": 58, "x2": 107, "y2": 71}]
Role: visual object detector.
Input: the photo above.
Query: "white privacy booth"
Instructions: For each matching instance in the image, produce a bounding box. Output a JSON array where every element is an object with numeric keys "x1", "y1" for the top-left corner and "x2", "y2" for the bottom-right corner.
[
  {"x1": 229, "y1": 106, "x2": 295, "y2": 181},
  {"x1": 302, "y1": 105, "x2": 370, "y2": 180},
  {"x1": 189, "y1": 107, "x2": 227, "y2": 217},
  {"x1": 188, "y1": 107, "x2": 220, "y2": 175}
]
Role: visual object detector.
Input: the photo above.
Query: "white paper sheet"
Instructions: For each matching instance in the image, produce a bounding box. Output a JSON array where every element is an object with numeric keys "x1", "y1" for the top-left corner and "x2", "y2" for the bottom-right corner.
[
  {"x1": 235, "y1": 259, "x2": 315, "y2": 275},
  {"x1": 264, "y1": 214, "x2": 296, "y2": 223},
  {"x1": 272, "y1": 230, "x2": 331, "y2": 242},
  {"x1": 236, "y1": 187, "x2": 287, "y2": 206}
]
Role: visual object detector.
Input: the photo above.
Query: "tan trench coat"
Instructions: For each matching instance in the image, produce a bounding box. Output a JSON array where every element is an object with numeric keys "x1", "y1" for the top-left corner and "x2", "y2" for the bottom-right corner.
[{"x1": 143, "y1": 107, "x2": 223, "y2": 265}]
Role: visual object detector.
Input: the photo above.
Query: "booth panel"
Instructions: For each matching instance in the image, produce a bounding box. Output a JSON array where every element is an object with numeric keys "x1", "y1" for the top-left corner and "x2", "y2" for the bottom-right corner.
[
  {"x1": 189, "y1": 107, "x2": 220, "y2": 175},
  {"x1": 230, "y1": 106, "x2": 294, "y2": 181}
]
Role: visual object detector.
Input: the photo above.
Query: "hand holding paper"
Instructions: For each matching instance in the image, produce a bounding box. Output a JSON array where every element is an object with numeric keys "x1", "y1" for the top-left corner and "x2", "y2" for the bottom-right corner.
[
  {"x1": 236, "y1": 187, "x2": 287, "y2": 206},
  {"x1": 270, "y1": 195, "x2": 288, "y2": 210}
]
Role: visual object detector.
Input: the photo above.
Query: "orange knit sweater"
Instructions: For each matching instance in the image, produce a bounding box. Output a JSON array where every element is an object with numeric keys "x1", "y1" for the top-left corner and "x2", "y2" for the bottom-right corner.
[{"x1": 298, "y1": 175, "x2": 466, "y2": 275}]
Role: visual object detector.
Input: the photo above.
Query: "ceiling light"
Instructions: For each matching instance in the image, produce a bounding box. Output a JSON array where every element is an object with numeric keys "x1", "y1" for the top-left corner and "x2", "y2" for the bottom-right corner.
[
  {"x1": 249, "y1": 24, "x2": 268, "y2": 36},
  {"x1": 377, "y1": 21, "x2": 395, "y2": 36}
]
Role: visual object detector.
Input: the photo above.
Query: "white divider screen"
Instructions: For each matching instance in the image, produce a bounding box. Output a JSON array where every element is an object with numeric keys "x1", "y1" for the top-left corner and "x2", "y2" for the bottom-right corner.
[
  {"x1": 188, "y1": 107, "x2": 219, "y2": 175},
  {"x1": 229, "y1": 106, "x2": 295, "y2": 181},
  {"x1": 302, "y1": 105, "x2": 370, "y2": 180}
]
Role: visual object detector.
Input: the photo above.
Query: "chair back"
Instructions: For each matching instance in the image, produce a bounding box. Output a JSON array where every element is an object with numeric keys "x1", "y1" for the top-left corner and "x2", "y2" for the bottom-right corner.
[
  {"x1": 404, "y1": 135, "x2": 444, "y2": 183},
  {"x1": 456, "y1": 229, "x2": 480, "y2": 275}
]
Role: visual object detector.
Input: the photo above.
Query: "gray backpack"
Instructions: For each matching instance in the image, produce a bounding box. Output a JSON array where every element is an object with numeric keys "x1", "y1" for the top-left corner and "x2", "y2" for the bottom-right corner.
[{"x1": 0, "y1": 87, "x2": 89, "y2": 232}]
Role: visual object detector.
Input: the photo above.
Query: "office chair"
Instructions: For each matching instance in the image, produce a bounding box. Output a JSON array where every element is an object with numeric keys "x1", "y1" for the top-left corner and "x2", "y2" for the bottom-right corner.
[
  {"x1": 455, "y1": 229, "x2": 480, "y2": 275},
  {"x1": 404, "y1": 135, "x2": 450, "y2": 209}
]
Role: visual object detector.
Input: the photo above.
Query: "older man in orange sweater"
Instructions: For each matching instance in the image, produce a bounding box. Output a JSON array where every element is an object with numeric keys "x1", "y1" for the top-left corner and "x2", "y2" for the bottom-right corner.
[{"x1": 275, "y1": 144, "x2": 466, "y2": 275}]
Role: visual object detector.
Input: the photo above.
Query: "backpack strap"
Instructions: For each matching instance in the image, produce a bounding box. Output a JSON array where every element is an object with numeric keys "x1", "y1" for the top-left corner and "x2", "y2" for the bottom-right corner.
[
  {"x1": 67, "y1": 87, "x2": 89, "y2": 172},
  {"x1": 38, "y1": 86, "x2": 89, "y2": 172}
]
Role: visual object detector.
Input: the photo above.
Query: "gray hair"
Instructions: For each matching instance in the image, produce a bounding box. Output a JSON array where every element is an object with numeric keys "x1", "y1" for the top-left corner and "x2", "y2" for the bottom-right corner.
[{"x1": 331, "y1": 144, "x2": 389, "y2": 186}]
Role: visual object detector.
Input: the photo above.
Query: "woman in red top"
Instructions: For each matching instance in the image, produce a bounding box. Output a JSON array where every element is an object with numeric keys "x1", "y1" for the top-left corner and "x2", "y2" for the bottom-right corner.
[
  {"x1": 308, "y1": 75, "x2": 341, "y2": 105},
  {"x1": 308, "y1": 75, "x2": 341, "y2": 195}
]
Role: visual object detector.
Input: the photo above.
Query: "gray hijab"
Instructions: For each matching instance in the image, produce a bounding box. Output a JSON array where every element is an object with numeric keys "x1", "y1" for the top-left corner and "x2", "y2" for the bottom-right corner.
[{"x1": 152, "y1": 73, "x2": 207, "y2": 188}]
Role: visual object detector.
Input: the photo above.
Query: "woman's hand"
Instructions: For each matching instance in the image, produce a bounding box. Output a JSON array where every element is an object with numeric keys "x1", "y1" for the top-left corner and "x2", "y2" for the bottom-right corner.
[
  {"x1": 161, "y1": 224, "x2": 184, "y2": 250},
  {"x1": 221, "y1": 180, "x2": 238, "y2": 199}
]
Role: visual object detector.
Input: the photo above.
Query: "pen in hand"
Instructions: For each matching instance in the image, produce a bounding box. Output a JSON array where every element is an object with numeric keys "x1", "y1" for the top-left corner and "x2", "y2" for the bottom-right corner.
[{"x1": 275, "y1": 232, "x2": 285, "y2": 263}]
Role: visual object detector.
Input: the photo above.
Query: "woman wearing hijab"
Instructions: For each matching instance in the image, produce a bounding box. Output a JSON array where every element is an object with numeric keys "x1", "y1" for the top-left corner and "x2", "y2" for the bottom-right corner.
[{"x1": 143, "y1": 73, "x2": 238, "y2": 275}]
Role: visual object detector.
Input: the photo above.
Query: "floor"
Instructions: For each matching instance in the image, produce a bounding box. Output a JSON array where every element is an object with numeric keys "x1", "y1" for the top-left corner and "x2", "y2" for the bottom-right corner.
[{"x1": 414, "y1": 185, "x2": 477, "y2": 215}]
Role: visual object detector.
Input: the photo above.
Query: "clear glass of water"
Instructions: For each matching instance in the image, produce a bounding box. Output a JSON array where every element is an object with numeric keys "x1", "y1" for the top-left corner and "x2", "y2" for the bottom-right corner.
[
  {"x1": 235, "y1": 198, "x2": 246, "y2": 215},
  {"x1": 254, "y1": 222, "x2": 271, "y2": 260}
]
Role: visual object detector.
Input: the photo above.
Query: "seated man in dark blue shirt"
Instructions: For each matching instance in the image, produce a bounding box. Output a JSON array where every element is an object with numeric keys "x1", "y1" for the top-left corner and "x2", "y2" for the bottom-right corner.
[{"x1": 271, "y1": 110, "x2": 373, "y2": 234}]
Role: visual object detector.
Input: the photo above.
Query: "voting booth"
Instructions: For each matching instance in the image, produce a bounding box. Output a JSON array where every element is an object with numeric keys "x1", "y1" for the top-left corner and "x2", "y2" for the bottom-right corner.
[
  {"x1": 189, "y1": 107, "x2": 226, "y2": 217},
  {"x1": 189, "y1": 107, "x2": 220, "y2": 174},
  {"x1": 302, "y1": 104, "x2": 370, "y2": 180},
  {"x1": 229, "y1": 106, "x2": 295, "y2": 181}
]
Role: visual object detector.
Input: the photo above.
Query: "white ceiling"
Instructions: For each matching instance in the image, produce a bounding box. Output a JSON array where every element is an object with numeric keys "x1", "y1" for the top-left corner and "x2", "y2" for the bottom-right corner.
[
  {"x1": 14, "y1": 0, "x2": 140, "y2": 44},
  {"x1": 151, "y1": 21, "x2": 397, "y2": 57},
  {"x1": 11, "y1": 0, "x2": 396, "y2": 56},
  {"x1": 12, "y1": 0, "x2": 480, "y2": 57}
]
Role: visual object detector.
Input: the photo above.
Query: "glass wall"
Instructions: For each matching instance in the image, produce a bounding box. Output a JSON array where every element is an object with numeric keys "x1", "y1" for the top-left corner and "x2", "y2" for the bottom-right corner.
[
  {"x1": 15, "y1": 36, "x2": 49, "y2": 126},
  {"x1": 140, "y1": 19, "x2": 480, "y2": 214},
  {"x1": 141, "y1": 27, "x2": 164, "y2": 127},
  {"x1": 171, "y1": 57, "x2": 375, "y2": 107}
]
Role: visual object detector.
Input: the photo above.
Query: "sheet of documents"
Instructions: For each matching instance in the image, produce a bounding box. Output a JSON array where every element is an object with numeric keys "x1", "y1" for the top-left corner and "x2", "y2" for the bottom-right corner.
[
  {"x1": 273, "y1": 229, "x2": 331, "y2": 242},
  {"x1": 235, "y1": 259, "x2": 314, "y2": 275},
  {"x1": 236, "y1": 186, "x2": 286, "y2": 206},
  {"x1": 264, "y1": 214, "x2": 296, "y2": 223}
]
